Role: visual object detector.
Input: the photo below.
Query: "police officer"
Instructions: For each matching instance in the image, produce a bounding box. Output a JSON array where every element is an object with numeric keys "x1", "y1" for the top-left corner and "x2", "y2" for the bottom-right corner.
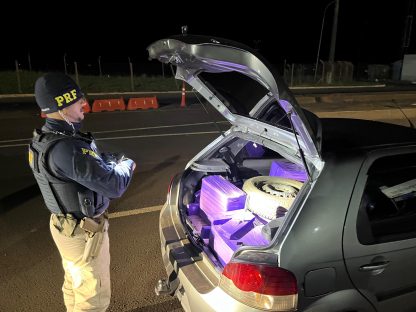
[{"x1": 28, "y1": 73, "x2": 135, "y2": 311}]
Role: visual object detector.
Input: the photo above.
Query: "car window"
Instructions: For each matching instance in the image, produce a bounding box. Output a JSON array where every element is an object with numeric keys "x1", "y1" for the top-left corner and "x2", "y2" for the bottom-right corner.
[
  {"x1": 198, "y1": 72, "x2": 294, "y2": 132},
  {"x1": 199, "y1": 71, "x2": 268, "y2": 115},
  {"x1": 257, "y1": 100, "x2": 292, "y2": 131},
  {"x1": 357, "y1": 153, "x2": 416, "y2": 245}
]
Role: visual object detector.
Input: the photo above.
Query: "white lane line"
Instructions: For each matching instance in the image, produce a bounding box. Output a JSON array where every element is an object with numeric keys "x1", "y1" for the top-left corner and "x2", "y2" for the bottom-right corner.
[
  {"x1": 0, "y1": 138, "x2": 31, "y2": 143},
  {"x1": 94, "y1": 121, "x2": 228, "y2": 134},
  {"x1": 0, "y1": 121, "x2": 228, "y2": 144},
  {"x1": 108, "y1": 205, "x2": 162, "y2": 219},
  {"x1": 0, "y1": 131, "x2": 220, "y2": 148},
  {"x1": 291, "y1": 84, "x2": 386, "y2": 89},
  {"x1": 97, "y1": 131, "x2": 219, "y2": 141},
  {"x1": 0, "y1": 143, "x2": 31, "y2": 148}
]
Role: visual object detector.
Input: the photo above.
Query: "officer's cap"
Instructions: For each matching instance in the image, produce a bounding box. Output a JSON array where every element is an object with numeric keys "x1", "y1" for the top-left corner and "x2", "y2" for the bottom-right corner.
[{"x1": 35, "y1": 73, "x2": 84, "y2": 113}]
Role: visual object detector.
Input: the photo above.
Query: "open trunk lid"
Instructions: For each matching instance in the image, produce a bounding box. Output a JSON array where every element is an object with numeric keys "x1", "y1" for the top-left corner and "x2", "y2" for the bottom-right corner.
[{"x1": 147, "y1": 34, "x2": 323, "y2": 174}]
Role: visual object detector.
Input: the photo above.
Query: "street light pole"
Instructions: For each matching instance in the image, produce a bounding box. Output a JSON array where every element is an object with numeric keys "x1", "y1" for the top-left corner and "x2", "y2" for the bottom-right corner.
[
  {"x1": 314, "y1": 0, "x2": 335, "y2": 81},
  {"x1": 329, "y1": 0, "x2": 340, "y2": 63}
]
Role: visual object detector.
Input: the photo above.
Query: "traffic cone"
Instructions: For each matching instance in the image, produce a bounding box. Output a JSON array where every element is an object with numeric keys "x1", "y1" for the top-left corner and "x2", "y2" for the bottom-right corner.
[{"x1": 180, "y1": 81, "x2": 186, "y2": 108}]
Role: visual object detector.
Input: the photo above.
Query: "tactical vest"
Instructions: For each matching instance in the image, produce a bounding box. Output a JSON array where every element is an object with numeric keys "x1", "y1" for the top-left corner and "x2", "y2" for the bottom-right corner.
[{"x1": 29, "y1": 129, "x2": 97, "y2": 219}]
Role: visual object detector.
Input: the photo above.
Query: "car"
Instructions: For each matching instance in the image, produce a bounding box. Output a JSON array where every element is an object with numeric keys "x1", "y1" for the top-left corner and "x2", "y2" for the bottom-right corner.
[{"x1": 147, "y1": 34, "x2": 416, "y2": 312}]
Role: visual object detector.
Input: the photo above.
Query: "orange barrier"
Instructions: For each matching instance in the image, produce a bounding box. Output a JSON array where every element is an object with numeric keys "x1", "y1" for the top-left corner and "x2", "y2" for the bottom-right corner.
[
  {"x1": 127, "y1": 97, "x2": 159, "y2": 110},
  {"x1": 92, "y1": 98, "x2": 126, "y2": 112},
  {"x1": 41, "y1": 100, "x2": 91, "y2": 118}
]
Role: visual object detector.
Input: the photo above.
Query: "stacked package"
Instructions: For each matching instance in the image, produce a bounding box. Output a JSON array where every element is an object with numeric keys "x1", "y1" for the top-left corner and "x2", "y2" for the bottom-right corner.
[
  {"x1": 200, "y1": 175, "x2": 247, "y2": 224},
  {"x1": 210, "y1": 211, "x2": 269, "y2": 266},
  {"x1": 187, "y1": 175, "x2": 270, "y2": 266},
  {"x1": 269, "y1": 159, "x2": 307, "y2": 182}
]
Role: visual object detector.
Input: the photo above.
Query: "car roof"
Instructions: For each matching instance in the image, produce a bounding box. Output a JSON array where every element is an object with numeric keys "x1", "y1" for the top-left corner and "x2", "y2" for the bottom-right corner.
[{"x1": 320, "y1": 118, "x2": 416, "y2": 155}]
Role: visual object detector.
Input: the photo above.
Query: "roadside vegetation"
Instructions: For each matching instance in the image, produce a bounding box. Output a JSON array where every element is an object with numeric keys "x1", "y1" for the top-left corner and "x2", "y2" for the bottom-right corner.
[
  {"x1": 0, "y1": 70, "x2": 383, "y2": 95},
  {"x1": 0, "y1": 71, "x2": 180, "y2": 94}
]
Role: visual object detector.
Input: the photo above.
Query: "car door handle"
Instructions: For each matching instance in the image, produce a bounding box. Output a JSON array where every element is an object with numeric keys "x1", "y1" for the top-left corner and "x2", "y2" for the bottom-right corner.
[{"x1": 359, "y1": 261, "x2": 391, "y2": 272}]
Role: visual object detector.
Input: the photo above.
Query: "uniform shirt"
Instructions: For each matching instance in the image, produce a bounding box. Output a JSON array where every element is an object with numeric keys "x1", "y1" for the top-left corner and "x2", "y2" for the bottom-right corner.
[{"x1": 43, "y1": 118, "x2": 134, "y2": 216}]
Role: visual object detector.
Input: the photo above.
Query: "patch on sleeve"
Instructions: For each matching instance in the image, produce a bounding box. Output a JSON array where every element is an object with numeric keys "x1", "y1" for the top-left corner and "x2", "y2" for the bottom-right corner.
[
  {"x1": 28, "y1": 148, "x2": 34, "y2": 167},
  {"x1": 28, "y1": 145, "x2": 39, "y2": 172},
  {"x1": 81, "y1": 148, "x2": 99, "y2": 159}
]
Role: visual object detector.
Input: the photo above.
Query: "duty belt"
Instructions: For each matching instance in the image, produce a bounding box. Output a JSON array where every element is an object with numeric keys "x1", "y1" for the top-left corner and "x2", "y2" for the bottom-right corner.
[{"x1": 51, "y1": 212, "x2": 108, "y2": 237}]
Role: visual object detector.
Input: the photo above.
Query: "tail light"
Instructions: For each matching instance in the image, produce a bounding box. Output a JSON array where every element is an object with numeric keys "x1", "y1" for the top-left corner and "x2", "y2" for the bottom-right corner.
[{"x1": 219, "y1": 262, "x2": 298, "y2": 311}]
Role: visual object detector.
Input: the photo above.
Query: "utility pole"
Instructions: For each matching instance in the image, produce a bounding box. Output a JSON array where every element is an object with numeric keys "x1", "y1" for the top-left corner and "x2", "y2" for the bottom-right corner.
[
  {"x1": 399, "y1": 0, "x2": 415, "y2": 79},
  {"x1": 28, "y1": 52, "x2": 32, "y2": 72},
  {"x1": 314, "y1": 0, "x2": 336, "y2": 81},
  {"x1": 327, "y1": 0, "x2": 340, "y2": 83},
  {"x1": 329, "y1": 0, "x2": 340, "y2": 62},
  {"x1": 15, "y1": 60, "x2": 22, "y2": 93},
  {"x1": 128, "y1": 57, "x2": 134, "y2": 91}
]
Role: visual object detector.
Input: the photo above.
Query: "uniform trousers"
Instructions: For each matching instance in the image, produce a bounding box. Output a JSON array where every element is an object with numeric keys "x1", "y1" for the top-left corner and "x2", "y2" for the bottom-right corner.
[{"x1": 49, "y1": 215, "x2": 111, "y2": 312}]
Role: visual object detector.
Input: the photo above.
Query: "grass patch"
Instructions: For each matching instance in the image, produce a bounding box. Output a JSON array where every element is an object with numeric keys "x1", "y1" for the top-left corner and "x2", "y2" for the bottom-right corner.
[{"x1": 0, "y1": 71, "x2": 180, "y2": 94}]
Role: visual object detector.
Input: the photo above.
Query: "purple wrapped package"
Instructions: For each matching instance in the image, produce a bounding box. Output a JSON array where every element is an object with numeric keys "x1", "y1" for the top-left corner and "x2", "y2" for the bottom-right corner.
[
  {"x1": 209, "y1": 210, "x2": 269, "y2": 266},
  {"x1": 209, "y1": 226, "x2": 232, "y2": 266},
  {"x1": 269, "y1": 159, "x2": 307, "y2": 182},
  {"x1": 241, "y1": 225, "x2": 269, "y2": 246},
  {"x1": 218, "y1": 211, "x2": 255, "y2": 240},
  {"x1": 187, "y1": 203, "x2": 200, "y2": 216},
  {"x1": 200, "y1": 207, "x2": 242, "y2": 226},
  {"x1": 245, "y1": 142, "x2": 265, "y2": 158},
  {"x1": 188, "y1": 215, "x2": 211, "y2": 239},
  {"x1": 210, "y1": 221, "x2": 269, "y2": 266},
  {"x1": 200, "y1": 175, "x2": 246, "y2": 215}
]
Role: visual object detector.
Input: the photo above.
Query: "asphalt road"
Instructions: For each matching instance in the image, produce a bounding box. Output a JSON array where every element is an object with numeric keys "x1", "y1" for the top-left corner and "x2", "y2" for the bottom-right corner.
[
  {"x1": 1, "y1": 95, "x2": 416, "y2": 312},
  {"x1": 0, "y1": 100, "x2": 228, "y2": 312}
]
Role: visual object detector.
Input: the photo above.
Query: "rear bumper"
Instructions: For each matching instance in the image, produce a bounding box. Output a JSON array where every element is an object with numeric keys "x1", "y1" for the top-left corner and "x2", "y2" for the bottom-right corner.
[{"x1": 158, "y1": 201, "x2": 265, "y2": 312}]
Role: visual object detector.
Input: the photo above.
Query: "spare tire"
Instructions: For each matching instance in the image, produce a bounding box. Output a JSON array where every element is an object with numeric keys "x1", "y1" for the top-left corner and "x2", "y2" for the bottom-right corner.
[{"x1": 243, "y1": 176, "x2": 303, "y2": 220}]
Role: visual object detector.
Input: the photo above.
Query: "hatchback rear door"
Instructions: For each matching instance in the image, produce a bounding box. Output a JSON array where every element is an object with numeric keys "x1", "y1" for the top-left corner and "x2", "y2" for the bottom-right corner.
[{"x1": 147, "y1": 34, "x2": 324, "y2": 175}]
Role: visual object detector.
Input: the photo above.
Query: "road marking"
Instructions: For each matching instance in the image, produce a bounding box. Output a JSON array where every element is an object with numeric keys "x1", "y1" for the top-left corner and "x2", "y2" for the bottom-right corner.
[
  {"x1": 97, "y1": 131, "x2": 219, "y2": 141},
  {"x1": 108, "y1": 205, "x2": 163, "y2": 219},
  {"x1": 291, "y1": 84, "x2": 386, "y2": 89},
  {"x1": 0, "y1": 129, "x2": 220, "y2": 148},
  {"x1": 0, "y1": 121, "x2": 228, "y2": 145},
  {"x1": 0, "y1": 138, "x2": 32, "y2": 143},
  {"x1": 94, "y1": 121, "x2": 228, "y2": 134}
]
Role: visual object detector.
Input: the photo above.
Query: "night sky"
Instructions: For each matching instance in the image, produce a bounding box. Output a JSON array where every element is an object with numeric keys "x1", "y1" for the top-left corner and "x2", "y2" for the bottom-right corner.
[{"x1": 1, "y1": 1, "x2": 415, "y2": 73}]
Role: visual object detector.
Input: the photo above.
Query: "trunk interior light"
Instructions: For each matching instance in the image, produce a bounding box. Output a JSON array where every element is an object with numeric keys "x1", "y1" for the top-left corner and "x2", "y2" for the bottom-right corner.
[{"x1": 220, "y1": 262, "x2": 298, "y2": 311}]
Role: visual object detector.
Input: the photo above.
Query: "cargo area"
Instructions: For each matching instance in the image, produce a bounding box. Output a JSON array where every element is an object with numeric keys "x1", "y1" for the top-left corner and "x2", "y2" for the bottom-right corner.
[{"x1": 180, "y1": 137, "x2": 308, "y2": 266}]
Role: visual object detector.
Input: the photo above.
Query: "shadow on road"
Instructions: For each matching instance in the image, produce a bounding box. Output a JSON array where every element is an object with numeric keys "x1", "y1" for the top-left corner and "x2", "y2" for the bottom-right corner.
[{"x1": 0, "y1": 184, "x2": 39, "y2": 214}]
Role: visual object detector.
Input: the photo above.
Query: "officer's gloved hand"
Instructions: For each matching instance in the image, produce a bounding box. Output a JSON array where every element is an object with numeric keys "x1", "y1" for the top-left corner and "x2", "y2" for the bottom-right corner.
[
  {"x1": 101, "y1": 152, "x2": 125, "y2": 164},
  {"x1": 120, "y1": 156, "x2": 135, "y2": 167},
  {"x1": 119, "y1": 156, "x2": 136, "y2": 171}
]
